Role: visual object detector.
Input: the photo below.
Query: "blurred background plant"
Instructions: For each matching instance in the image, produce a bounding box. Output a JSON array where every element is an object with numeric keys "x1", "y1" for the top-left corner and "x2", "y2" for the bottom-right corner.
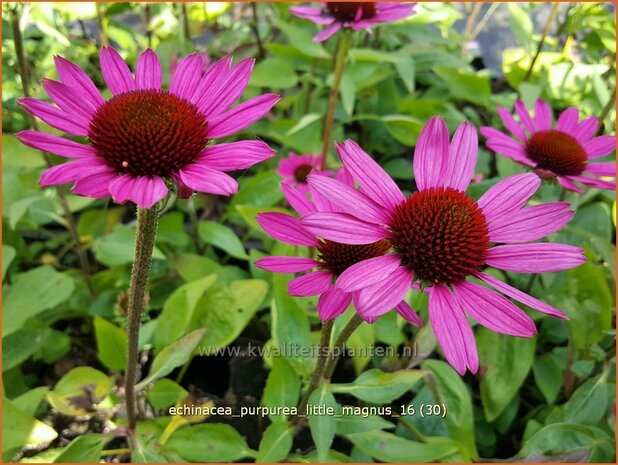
[{"x1": 2, "y1": 2, "x2": 615, "y2": 463}]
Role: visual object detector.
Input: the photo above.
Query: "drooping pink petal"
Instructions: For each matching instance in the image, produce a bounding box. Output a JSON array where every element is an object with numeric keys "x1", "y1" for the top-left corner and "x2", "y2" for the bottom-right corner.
[
  {"x1": 394, "y1": 300, "x2": 422, "y2": 326},
  {"x1": 197, "y1": 141, "x2": 275, "y2": 171},
  {"x1": 514, "y1": 100, "x2": 536, "y2": 134},
  {"x1": 480, "y1": 126, "x2": 535, "y2": 166},
  {"x1": 496, "y1": 106, "x2": 528, "y2": 141},
  {"x1": 335, "y1": 255, "x2": 400, "y2": 292},
  {"x1": 72, "y1": 167, "x2": 118, "y2": 198},
  {"x1": 169, "y1": 53, "x2": 204, "y2": 101},
  {"x1": 135, "y1": 48, "x2": 162, "y2": 90},
  {"x1": 556, "y1": 107, "x2": 579, "y2": 132},
  {"x1": 16, "y1": 130, "x2": 95, "y2": 158},
  {"x1": 99, "y1": 47, "x2": 135, "y2": 95},
  {"x1": 178, "y1": 164, "x2": 238, "y2": 196},
  {"x1": 414, "y1": 116, "x2": 449, "y2": 190},
  {"x1": 583, "y1": 135, "x2": 616, "y2": 159},
  {"x1": 307, "y1": 173, "x2": 390, "y2": 224},
  {"x1": 428, "y1": 285, "x2": 478, "y2": 375},
  {"x1": 18, "y1": 98, "x2": 88, "y2": 136},
  {"x1": 170, "y1": 172, "x2": 194, "y2": 199},
  {"x1": 207, "y1": 94, "x2": 280, "y2": 139},
  {"x1": 488, "y1": 202, "x2": 574, "y2": 243},
  {"x1": 288, "y1": 270, "x2": 333, "y2": 297},
  {"x1": 317, "y1": 287, "x2": 352, "y2": 321},
  {"x1": 281, "y1": 183, "x2": 316, "y2": 216},
  {"x1": 533, "y1": 99, "x2": 552, "y2": 131},
  {"x1": 477, "y1": 272, "x2": 567, "y2": 319},
  {"x1": 255, "y1": 256, "x2": 320, "y2": 273},
  {"x1": 478, "y1": 173, "x2": 540, "y2": 223},
  {"x1": 486, "y1": 243, "x2": 585, "y2": 273},
  {"x1": 301, "y1": 212, "x2": 389, "y2": 245},
  {"x1": 373, "y1": 2, "x2": 416, "y2": 22},
  {"x1": 288, "y1": 6, "x2": 335, "y2": 25},
  {"x1": 41, "y1": 79, "x2": 94, "y2": 122},
  {"x1": 39, "y1": 158, "x2": 108, "y2": 186},
  {"x1": 353, "y1": 267, "x2": 413, "y2": 322},
  {"x1": 442, "y1": 121, "x2": 478, "y2": 192},
  {"x1": 585, "y1": 162, "x2": 616, "y2": 177},
  {"x1": 336, "y1": 139, "x2": 405, "y2": 210},
  {"x1": 572, "y1": 116, "x2": 599, "y2": 143},
  {"x1": 257, "y1": 212, "x2": 319, "y2": 246},
  {"x1": 454, "y1": 280, "x2": 537, "y2": 337},
  {"x1": 54, "y1": 55, "x2": 104, "y2": 109},
  {"x1": 313, "y1": 23, "x2": 342, "y2": 42},
  {"x1": 569, "y1": 175, "x2": 615, "y2": 190},
  {"x1": 557, "y1": 176, "x2": 584, "y2": 193},
  {"x1": 109, "y1": 174, "x2": 168, "y2": 208}
]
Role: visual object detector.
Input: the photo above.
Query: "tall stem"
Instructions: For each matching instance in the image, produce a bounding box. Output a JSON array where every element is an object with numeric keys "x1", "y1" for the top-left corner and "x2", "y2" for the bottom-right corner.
[
  {"x1": 250, "y1": 3, "x2": 265, "y2": 59},
  {"x1": 124, "y1": 207, "x2": 159, "y2": 432},
  {"x1": 323, "y1": 314, "x2": 363, "y2": 380},
  {"x1": 524, "y1": 3, "x2": 561, "y2": 82},
  {"x1": 95, "y1": 2, "x2": 108, "y2": 47},
  {"x1": 10, "y1": 5, "x2": 96, "y2": 298},
  {"x1": 320, "y1": 30, "x2": 352, "y2": 170}
]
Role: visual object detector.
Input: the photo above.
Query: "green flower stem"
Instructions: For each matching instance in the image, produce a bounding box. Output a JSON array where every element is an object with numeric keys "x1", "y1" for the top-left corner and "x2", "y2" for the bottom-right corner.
[
  {"x1": 125, "y1": 206, "x2": 159, "y2": 432},
  {"x1": 524, "y1": 2, "x2": 560, "y2": 82},
  {"x1": 323, "y1": 313, "x2": 363, "y2": 380},
  {"x1": 320, "y1": 30, "x2": 353, "y2": 170}
]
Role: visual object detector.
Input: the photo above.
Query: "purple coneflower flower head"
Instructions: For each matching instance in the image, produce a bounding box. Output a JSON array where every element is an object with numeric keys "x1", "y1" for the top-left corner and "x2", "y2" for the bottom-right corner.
[
  {"x1": 276, "y1": 152, "x2": 331, "y2": 194},
  {"x1": 254, "y1": 170, "x2": 421, "y2": 326},
  {"x1": 289, "y1": 2, "x2": 416, "y2": 42},
  {"x1": 481, "y1": 99, "x2": 616, "y2": 193},
  {"x1": 17, "y1": 47, "x2": 280, "y2": 209},
  {"x1": 301, "y1": 116, "x2": 585, "y2": 375}
]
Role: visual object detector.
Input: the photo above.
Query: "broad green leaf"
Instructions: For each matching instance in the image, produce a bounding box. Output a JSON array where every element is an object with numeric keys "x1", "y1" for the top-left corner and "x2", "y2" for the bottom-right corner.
[
  {"x1": 434, "y1": 67, "x2": 491, "y2": 106},
  {"x1": 285, "y1": 114, "x2": 322, "y2": 137},
  {"x1": 272, "y1": 17, "x2": 329, "y2": 59},
  {"x1": 2, "y1": 135, "x2": 46, "y2": 168},
  {"x1": 508, "y1": 3, "x2": 534, "y2": 51},
  {"x1": 250, "y1": 57, "x2": 298, "y2": 89},
  {"x1": 11, "y1": 387, "x2": 49, "y2": 416},
  {"x1": 308, "y1": 384, "x2": 337, "y2": 463},
  {"x1": 173, "y1": 254, "x2": 246, "y2": 284},
  {"x1": 262, "y1": 357, "x2": 301, "y2": 421},
  {"x1": 3, "y1": 266, "x2": 75, "y2": 337},
  {"x1": 2, "y1": 245, "x2": 16, "y2": 280},
  {"x1": 92, "y1": 225, "x2": 165, "y2": 267},
  {"x1": 156, "y1": 211, "x2": 190, "y2": 247},
  {"x1": 563, "y1": 373, "x2": 609, "y2": 425},
  {"x1": 2, "y1": 400, "x2": 58, "y2": 453},
  {"x1": 532, "y1": 353, "x2": 563, "y2": 404},
  {"x1": 94, "y1": 317, "x2": 127, "y2": 371},
  {"x1": 381, "y1": 115, "x2": 424, "y2": 146},
  {"x1": 230, "y1": 170, "x2": 283, "y2": 210},
  {"x1": 46, "y1": 367, "x2": 112, "y2": 416},
  {"x1": 340, "y1": 71, "x2": 356, "y2": 116},
  {"x1": 147, "y1": 379, "x2": 189, "y2": 409},
  {"x1": 2, "y1": 327, "x2": 46, "y2": 372},
  {"x1": 336, "y1": 415, "x2": 394, "y2": 435},
  {"x1": 330, "y1": 368, "x2": 422, "y2": 404},
  {"x1": 422, "y1": 360, "x2": 478, "y2": 460},
  {"x1": 199, "y1": 221, "x2": 248, "y2": 259},
  {"x1": 256, "y1": 421, "x2": 294, "y2": 463},
  {"x1": 54, "y1": 435, "x2": 108, "y2": 463},
  {"x1": 167, "y1": 424, "x2": 254, "y2": 462}
]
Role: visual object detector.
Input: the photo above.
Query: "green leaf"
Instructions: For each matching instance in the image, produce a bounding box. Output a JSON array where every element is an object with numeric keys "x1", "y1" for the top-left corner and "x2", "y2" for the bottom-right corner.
[
  {"x1": 3, "y1": 266, "x2": 75, "y2": 337},
  {"x1": 147, "y1": 379, "x2": 189, "y2": 409},
  {"x1": 46, "y1": 367, "x2": 112, "y2": 416},
  {"x1": 563, "y1": 374, "x2": 609, "y2": 425},
  {"x1": 507, "y1": 3, "x2": 533, "y2": 51},
  {"x1": 330, "y1": 369, "x2": 422, "y2": 404},
  {"x1": 2, "y1": 327, "x2": 47, "y2": 372},
  {"x1": 340, "y1": 71, "x2": 356, "y2": 116},
  {"x1": 199, "y1": 221, "x2": 248, "y2": 260},
  {"x1": 54, "y1": 435, "x2": 108, "y2": 463},
  {"x1": 167, "y1": 424, "x2": 254, "y2": 462},
  {"x1": 230, "y1": 170, "x2": 284, "y2": 210},
  {"x1": 286, "y1": 113, "x2": 322, "y2": 137},
  {"x1": 94, "y1": 317, "x2": 127, "y2": 371},
  {"x1": 250, "y1": 57, "x2": 298, "y2": 89},
  {"x1": 336, "y1": 415, "x2": 394, "y2": 435},
  {"x1": 156, "y1": 211, "x2": 190, "y2": 247},
  {"x1": 262, "y1": 357, "x2": 301, "y2": 421},
  {"x1": 381, "y1": 115, "x2": 424, "y2": 146},
  {"x1": 272, "y1": 17, "x2": 330, "y2": 59},
  {"x1": 2, "y1": 245, "x2": 16, "y2": 280},
  {"x1": 2, "y1": 135, "x2": 46, "y2": 168},
  {"x1": 137, "y1": 329, "x2": 206, "y2": 388},
  {"x1": 532, "y1": 353, "x2": 563, "y2": 404},
  {"x1": 308, "y1": 384, "x2": 337, "y2": 463},
  {"x1": 347, "y1": 430, "x2": 460, "y2": 462},
  {"x1": 393, "y1": 53, "x2": 416, "y2": 93},
  {"x1": 2, "y1": 400, "x2": 58, "y2": 453},
  {"x1": 434, "y1": 67, "x2": 491, "y2": 106},
  {"x1": 92, "y1": 225, "x2": 165, "y2": 267},
  {"x1": 422, "y1": 360, "x2": 478, "y2": 460},
  {"x1": 11, "y1": 387, "x2": 49, "y2": 416},
  {"x1": 256, "y1": 421, "x2": 294, "y2": 463}
]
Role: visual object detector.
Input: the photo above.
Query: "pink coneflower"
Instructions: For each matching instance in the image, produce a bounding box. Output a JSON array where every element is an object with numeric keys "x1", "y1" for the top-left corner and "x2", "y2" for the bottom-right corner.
[
  {"x1": 276, "y1": 152, "x2": 328, "y2": 194},
  {"x1": 301, "y1": 117, "x2": 585, "y2": 375},
  {"x1": 481, "y1": 99, "x2": 616, "y2": 193},
  {"x1": 290, "y1": 2, "x2": 416, "y2": 42},
  {"x1": 255, "y1": 171, "x2": 421, "y2": 326},
  {"x1": 17, "y1": 47, "x2": 280, "y2": 208}
]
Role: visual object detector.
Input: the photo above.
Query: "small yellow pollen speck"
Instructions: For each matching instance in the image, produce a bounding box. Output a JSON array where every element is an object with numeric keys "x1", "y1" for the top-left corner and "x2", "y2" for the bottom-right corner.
[{"x1": 122, "y1": 161, "x2": 129, "y2": 168}]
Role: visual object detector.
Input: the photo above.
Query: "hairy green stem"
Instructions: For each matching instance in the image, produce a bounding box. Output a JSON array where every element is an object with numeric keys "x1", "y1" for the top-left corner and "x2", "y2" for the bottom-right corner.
[
  {"x1": 320, "y1": 30, "x2": 352, "y2": 170},
  {"x1": 524, "y1": 3, "x2": 561, "y2": 82},
  {"x1": 323, "y1": 313, "x2": 364, "y2": 380},
  {"x1": 125, "y1": 207, "x2": 159, "y2": 432}
]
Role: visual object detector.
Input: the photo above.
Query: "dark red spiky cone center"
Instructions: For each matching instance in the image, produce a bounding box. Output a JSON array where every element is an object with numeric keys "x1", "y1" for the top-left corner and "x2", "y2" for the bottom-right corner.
[
  {"x1": 525, "y1": 129, "x2": 587, "y2": 176},
  {"x1": 88, "y1": 90, "x2": 208, "y2": 177},
  {"x1": 318, "y1": 239, "x2": 391, "y2": 277},
  {"x1": 293, "y1": 164, "x2": 313, "y2": 183},
  {"x1": 326, "y1": 2, "x2": 377, "y2": 22},
  {"x1": 389, "y1": 187, "x2": 490, "y2": 286}
]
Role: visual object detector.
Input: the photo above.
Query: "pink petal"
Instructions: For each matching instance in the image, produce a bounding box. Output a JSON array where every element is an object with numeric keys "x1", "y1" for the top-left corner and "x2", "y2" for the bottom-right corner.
[
  {"x1": 207, "y1": 94, "x2": 280, "y2": 139},
  {"x1": 335, "y1": 255, "x2": 400, "y2": 292},
  {"x1": 480, "y1": 127, "x2": 534, "y2": 166},
  {"x1": 288, "y1": 271, "x2": 332, "y2": 297},
  {"x1": 497, "y1": 106, "x2": 527, "y2": 141},
  {"x1": 486, "y1": 243, "x2": 585, "y2": 273},
  {"x1": 16, "y1": 130, "x2": 95, "y2": 158},
  {"x1": 442, "y1": 121, "x2": 478, "y2": 192},
  {"x1": 307, "y1": 173, "x2": 390, "y2": 224},
  {"x1": 54, "y1": 55, "x2": 104, "y2": 109},
  {"x1": 72, "y1": 167, "x2": 118, "y2": 198},
  {"x1": 198, "y1": 141, "x2": 275, "y2": 171},
  {"x1": 289, "y1": 6, "x2": 335, "y2": 25},
  {"x1": 178, "y1": 163, "x2": 238, "y2": 196},
  {"x1": 313, "y1": 23, "x2": 341, "y2": 43},
  {"x1": 428, "y1": 285, "x2": 478, "y2": 375},
  {"x1": 478, "y1": 173, "x2": 540, "y2": 223},
  {"x1": 281, "y1": 183, "x2": 316, "y2": 216},
  {"x1": 572, "y1": 116, "x2": 599, "y2": 143},
  {"x1": 585, "y1": 162, "x2": 615, "y2": 177},
  {"x1": 477, "y1": 272, "x2": 567, "y2": 319},
  {"x1": 135, "y1": 48, "x2": 162, "y2": 90},
  {"x1": 414, "y1": 116, "x2": 449, "y2": 190},
  {"x1": 109, "y1": 175, "x2": 168, "y2": 208},
  {"x1": 353, "y1": 267, "x2": 413, "y2": 322},
  {"x1": 336, "y1": 139, "x2": 405, "y2": 211},
  {"x1": 301, "y1": 212, "x2": 389, "y2": 245},
  {"x1": 39, "y1": 158, "x2": 108, "y2": 186},
  {"x1": 514, "y1": 100, "x2": 536, "y2": 134},
  {"x1": 170, "y1": 53, "x2": 204, "y2": 101},
  {"x1": 191, "y1": 56, "x2": 233, "y2": 109},
  {"x1": 317, "y1": 287, "x2": 352, "y2": 321},
  {"x1": 257, "y1": 212, "x2": 318, "y2": 247},
  {"x1": 454, "y1": 281, "x2": 537, "y2": 337},
  {"x1": 557, "y1": 176, "x2": 584, "y2": 193},
  {"x1": 395, "y1": 300, "x2": 422, "y2": 326},
  {"x1": 373, "y1": 3, "x2": 416, "y2": 22},
  {"x1": 533, "y1": 99, "x2": 552, "y2": 131},
  {"x1": 335, "y1": 166, "x2": 355, "y2": 187},
  {"x1": 569, "y1": 175, "x2": 615, "y2": 190},
  {"x1": 488, "y1": 202, "x2": 574, "y2": 243},
  {"x1": 584, "y1": 135, "x2": 616, "y2": 159},
  {"x1": 18, "y1": 98, "x2": 88, "y2": 136},
  {"x1": 41, "y1": 79, "x2": 94, "y2": 122},
  {"x1": 556, "y1": 107, "x2": 579, "y2": 132},
  {"x1": 99, "y1": 47, "x2": 135, "y2": 95},
  {"x1": 255, "y1": 256, "x2": 321, "y2": 273}
]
